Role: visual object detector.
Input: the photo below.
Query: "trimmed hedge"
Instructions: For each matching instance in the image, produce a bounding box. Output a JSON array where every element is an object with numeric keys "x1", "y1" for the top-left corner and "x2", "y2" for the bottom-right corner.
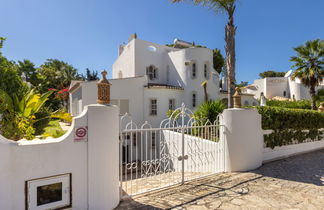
[
  {"x1": 256, "y1": 106, "x2": 324, "y2": 148},
  {"x1": 266, "y1": 99, "x2": 312, "y2": 110},
  {"x1": 257, "y1": 106, "x2": 324, "y2": 129}
]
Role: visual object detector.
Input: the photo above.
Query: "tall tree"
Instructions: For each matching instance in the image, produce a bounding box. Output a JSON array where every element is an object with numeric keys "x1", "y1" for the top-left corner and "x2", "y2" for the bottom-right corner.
[
  {"x1": 17, "y1": 59, "x2": 40, "y2": 86},
  {"x1": 291, "y1": 39, "x2": 324, "y2": 110},
  {"x1": 0, "y1": 37, "x2": 5, "y2": 54},
  {"x1": 37, "y1": 59, "x2": 83, "y2": 109},
  {"x1": 171, "y1": 0, "x2": 237, "y2": 108},
  {"x1": 85, "y1": 68, "x2": 99, "y2": 81},
  {"x1": 37, "y1": 59, "x2": 82, "y2": 91},
  {"x1": 213, "y1": 48, "x2": 225, "y2": 74},
  {"x1": 0, "y1": 38, "x2": 27, "y2": 98}
]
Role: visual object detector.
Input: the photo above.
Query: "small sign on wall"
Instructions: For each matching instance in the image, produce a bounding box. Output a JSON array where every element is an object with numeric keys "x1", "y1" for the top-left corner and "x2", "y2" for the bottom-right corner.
[
  {"x1": 74, "y1": 126, "x2": 88, "y2": 142},
  {"x1": 25, "y1": 173, "x2": 72, "y2": 210}
]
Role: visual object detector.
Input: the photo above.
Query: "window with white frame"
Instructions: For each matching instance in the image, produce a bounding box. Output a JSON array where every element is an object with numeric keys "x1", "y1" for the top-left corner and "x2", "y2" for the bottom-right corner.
[
  {"x1": 150, "y1": 99, "x2": 157, "y2": 115},
  {"x1": 146, "y1": 65, "x2": 158, "y2": 80},
  {"x1": 192, "y1": 63, "x2": 197, "y2": 79},
  {"x1": 204, "y1": 63, "x2": 210, "y2": 79},
  {"x1": 168, "y1": 99, "x2": 175, "y2": 110},
  {"x1": 192, "y1": 92, "x2": 197, "y2": 108}
]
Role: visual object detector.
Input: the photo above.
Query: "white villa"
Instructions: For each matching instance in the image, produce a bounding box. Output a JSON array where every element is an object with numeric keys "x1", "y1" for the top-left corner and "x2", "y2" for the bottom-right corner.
[
  {"x1": 242, "y1": 70, "x2": 324, "y2": 101},
  {"x1": 69, "y1": 35, "x2": 222, "y2": 127}
]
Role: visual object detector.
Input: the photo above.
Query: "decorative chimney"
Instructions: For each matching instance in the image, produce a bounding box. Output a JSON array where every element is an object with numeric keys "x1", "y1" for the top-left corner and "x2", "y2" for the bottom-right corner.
[
  {"x1": 233, "y1": 87, "x2": 242, "y2": 108},
  {"x1": 319, "y1": 102, "x2": 324, "y2": 112},
  {"x1": 97, "y1": 70, "x2": 111, "y2": 105}
]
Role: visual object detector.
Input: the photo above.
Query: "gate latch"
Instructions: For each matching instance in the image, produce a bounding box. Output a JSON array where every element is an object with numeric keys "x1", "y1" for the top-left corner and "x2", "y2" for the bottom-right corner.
[{"x1": 178, "y1": 155, "x2": 188, "y2": 161}]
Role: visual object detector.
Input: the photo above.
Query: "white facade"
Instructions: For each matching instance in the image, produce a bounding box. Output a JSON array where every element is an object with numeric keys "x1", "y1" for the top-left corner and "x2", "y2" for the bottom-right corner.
[
  {"x1": 243, "y1": 76, "x2": 324, "y2": 100},
  {"x1": 70, "y1": 36, "x2": 220, "y2": 127}
]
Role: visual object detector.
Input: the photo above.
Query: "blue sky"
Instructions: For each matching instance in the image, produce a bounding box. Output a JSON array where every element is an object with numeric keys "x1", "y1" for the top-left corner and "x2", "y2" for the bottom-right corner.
[{"x1": 1, "y1": 0, "x2": 323, "y2": 83}]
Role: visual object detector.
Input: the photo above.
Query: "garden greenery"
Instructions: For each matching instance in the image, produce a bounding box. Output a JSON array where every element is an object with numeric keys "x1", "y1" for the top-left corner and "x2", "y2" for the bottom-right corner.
[
  {"x1": 266, "y1": 99, "x2": 312, "y2": 110},
  {"x1": 256, "y1": 106, "x2": 324, "y2": 148},
  {"x1": 0, "y1": 89, "x2": 71, "y2": 140}
]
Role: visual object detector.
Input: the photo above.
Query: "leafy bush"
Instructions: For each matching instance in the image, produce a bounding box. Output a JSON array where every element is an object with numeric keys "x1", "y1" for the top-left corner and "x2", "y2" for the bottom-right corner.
[
  {"x1": 256, "y1": 106, "x2": 324, "y2": 148},
  {"x1": 0, "y1": 89, "x2": 71, "y2": 140},
  {"x1": 266, "y1": 99, "x2": 312, "y2": 110},
  {"x1": 193, "y1": 100, "x2": 226, "y2": 124}
]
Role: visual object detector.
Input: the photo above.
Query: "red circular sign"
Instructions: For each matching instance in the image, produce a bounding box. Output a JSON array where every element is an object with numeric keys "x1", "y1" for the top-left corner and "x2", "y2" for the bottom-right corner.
[{"x1": 76, "y1": 127, "x2": 87, "y2": 138}]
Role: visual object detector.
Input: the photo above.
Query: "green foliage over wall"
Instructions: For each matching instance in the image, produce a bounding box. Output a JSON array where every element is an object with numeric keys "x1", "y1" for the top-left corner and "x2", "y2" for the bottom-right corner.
[
  {"x1": 259, "y1": 70, "x2": 286, "y2": 78},
  {"x1": 256, "y1": 106, "x2": 324, "y2": 148}
]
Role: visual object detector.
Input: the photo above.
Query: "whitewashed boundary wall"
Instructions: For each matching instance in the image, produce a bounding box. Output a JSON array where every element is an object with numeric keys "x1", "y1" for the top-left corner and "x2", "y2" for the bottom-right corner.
[
  {"x1": 0, "y1": 104, "x2": 119, "y2": 210},
  {"x1": 162, "y1": 130, "x2": 225, "y2": 173},
  {"x1": 262, "y1": 129, "x2": 324, "y2": 162}
]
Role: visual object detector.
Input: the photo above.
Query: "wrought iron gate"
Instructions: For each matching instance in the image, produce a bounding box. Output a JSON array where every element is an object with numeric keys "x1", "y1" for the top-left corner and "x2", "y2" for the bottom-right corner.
[{"x1": 119, "y1": 103, "x2": 225, "y2": 198}]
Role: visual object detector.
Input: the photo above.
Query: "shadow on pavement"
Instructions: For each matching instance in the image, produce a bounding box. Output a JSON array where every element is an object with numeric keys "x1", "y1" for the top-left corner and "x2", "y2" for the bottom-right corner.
[{"x1": 253, "y1": 149, "x2": 324, "y2": 186}]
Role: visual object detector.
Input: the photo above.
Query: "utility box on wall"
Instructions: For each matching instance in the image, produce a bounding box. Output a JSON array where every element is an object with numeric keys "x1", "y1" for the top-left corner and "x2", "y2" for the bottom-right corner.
[{"x1": 25, "y1": 174, "x2": 72, "y2": 210}]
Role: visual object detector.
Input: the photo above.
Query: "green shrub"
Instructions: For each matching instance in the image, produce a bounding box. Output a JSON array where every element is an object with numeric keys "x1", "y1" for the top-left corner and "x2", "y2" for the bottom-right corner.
[
  {"x1": 256, "y1": 106, "x2": 324, "y2": 148},
  {"x1": 193, "y1": 100, "x2": 226, "y2": 125},
  {"x1": 266, "y1": 99, "x2": 311, "y2": 110},
  {"x1": 257, "y1": 106, "x2": 324, "y2": 130},
  {"x1": 0, "y1": 89, "x2": 71, "y2": 140}
]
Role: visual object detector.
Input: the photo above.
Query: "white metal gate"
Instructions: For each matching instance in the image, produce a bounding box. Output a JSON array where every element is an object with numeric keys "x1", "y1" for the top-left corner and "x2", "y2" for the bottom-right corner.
[{"x1": 119, "y1": 103, "x2": 225, "y2": 198}]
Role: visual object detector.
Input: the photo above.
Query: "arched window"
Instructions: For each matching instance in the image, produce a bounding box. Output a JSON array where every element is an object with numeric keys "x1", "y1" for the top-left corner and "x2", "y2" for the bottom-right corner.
[
  {"x1": 146, "y1": 65, "x2": 158, "y2": 80},
  {"x1": 244, "y1": 101, "x2": 249, "y2": 106},
  {"x1": 252, "y1": 102, "x2": 257, "y2": 106},
  {"x1": 192, "y1": 63, "x2": 197, "y2": 79},
  {"x1": 283, "y1": 91, "x2": 286, "y2": 97},
  {"x1": 118, "y1": 71, "x2": 123, "y2": 79}
]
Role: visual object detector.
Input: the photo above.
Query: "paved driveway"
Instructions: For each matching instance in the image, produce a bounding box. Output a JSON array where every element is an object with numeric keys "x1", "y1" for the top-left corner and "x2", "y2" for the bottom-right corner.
[{"x1": 116, "y1": 149, "x2": 324, "y2": 209}]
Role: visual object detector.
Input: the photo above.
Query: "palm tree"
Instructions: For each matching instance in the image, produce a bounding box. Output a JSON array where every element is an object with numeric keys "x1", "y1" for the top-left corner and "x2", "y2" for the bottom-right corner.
[
  {"x1": 290, "y1": 39, "x2": 324, "y2": 110},
  {"x1": 171, "y1": 0, "x2": 237, "y2": 108},
  {"x1": 201, "y1": 80, "x2": 209, "y2": 102}
]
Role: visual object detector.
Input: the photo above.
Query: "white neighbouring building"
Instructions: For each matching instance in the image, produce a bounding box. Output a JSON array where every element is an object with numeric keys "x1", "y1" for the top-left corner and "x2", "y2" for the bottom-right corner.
[
  {"x1": 242, "y1": 70, "x2": 324, "y2": 101},
  {"x1": 69, "y1": 35, "x2": 221, "y2": 127}
]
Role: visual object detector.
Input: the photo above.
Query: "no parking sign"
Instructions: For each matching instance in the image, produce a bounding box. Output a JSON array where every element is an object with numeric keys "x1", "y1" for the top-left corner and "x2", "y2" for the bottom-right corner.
[{"x1": 74, "y1": 126, "x2": 88, "y2": 142}]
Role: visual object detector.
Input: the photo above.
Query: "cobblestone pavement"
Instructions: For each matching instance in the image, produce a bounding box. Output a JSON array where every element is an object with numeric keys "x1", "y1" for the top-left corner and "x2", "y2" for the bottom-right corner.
[{"x1": 115, "y1": 150, "x2": 324, "y2": 210}]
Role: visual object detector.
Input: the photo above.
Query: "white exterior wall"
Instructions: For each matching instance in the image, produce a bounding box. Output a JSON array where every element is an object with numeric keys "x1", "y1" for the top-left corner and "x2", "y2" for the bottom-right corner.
[
  {"x1": 0, "y1": 105, "x2": 120, "y2": 210},
  {"x1": 134, "y1": 39, "x2": 175, "y2": 83},
  {"x1": 144, "y1": 88, "x2": 184, "y2": 128},
  {"x1": 110, "y1": 77, "x2": 147, "y2": 125},
  {"x1": 71, "y1": 38, "x2": 221, "y2": 128},
  {"x1": 169, "y1": 47, "x2": 219, "y2": 109},
  {"x1": 241, "y1": 95, "x2": 259, "y2": 106},
  {"x1": 265, "y1": 77, "x2": 289, "y2": 99},
  {"x1": 247, "y1": 76, "x2": 324, "y2": 100},
  {"x1": 112, "y1": 40, "x2": 136, "y2": 79}
]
